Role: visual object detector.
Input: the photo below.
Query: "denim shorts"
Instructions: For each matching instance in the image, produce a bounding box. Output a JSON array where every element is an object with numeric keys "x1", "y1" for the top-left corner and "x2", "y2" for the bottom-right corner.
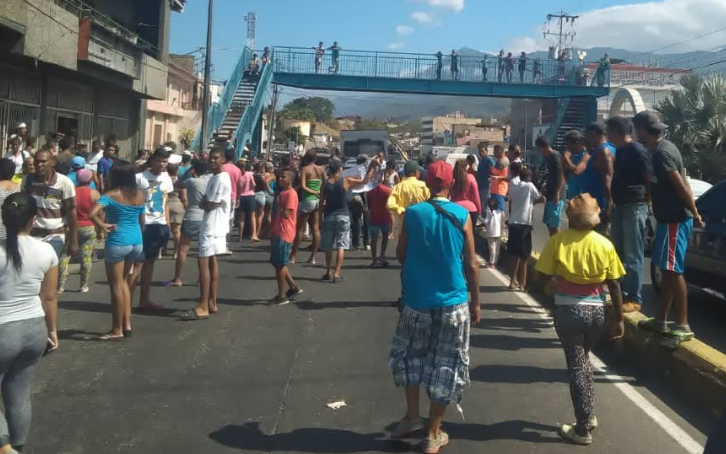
[
  {"x1": 389, "y1": 303, "x2": 471, "y2": 405},
  {"x1": 543, "y1": 200, "x2": 565, "y2": 228},
  {"x1": 321, "y1": 215, "x2": 350, "y2": 251},
  {"x1": 299, "y1": 199, "x2": 320, "y2": 214},
  {"x1": 106, "y1": 244, "x2": 144, "y2": 264},
  {"x1": 369, "y1": 223, "x2": 391, "y2": 237},
  {"x1": 270, "y1": 236, "x2": 292, "y2": 267},
  {"x1": 181, "y1": 219, "x2": 202, "y2": 238},
  {"x1": 254, "y1": 192, "x2": 266, "y2": 209},
  {"x1": 238, "y1": 195, "x2": 255, "y2": 215}
]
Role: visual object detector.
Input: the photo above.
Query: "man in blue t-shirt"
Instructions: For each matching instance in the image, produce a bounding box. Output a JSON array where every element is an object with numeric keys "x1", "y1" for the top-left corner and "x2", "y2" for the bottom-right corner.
[
  {"x1": 476, "y1": 142, "x2": 495, "y2": 208},
  {"x1": 388, "y1": 161, "x2": 480, "y2": 453}
]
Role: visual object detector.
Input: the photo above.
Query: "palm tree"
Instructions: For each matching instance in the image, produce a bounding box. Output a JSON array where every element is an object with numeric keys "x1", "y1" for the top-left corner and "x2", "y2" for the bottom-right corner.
[{"x1": 655, "y1": 73, "x2": 726, "y2": 182}]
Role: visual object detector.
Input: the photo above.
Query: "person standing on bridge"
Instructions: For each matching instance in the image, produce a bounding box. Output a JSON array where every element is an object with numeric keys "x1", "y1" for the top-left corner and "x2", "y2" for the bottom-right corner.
[
  {"x1": 388, "y1": 160, "x2": 480, "y2": 453},
  {"x1": 314, "y1": 42, "x2": 325, "y2": 73},
  {"x1": 518, "y1": 52, "x2": 527, "y2": 83},
  {"x1": 537, "y1": 136, "x2": 565, "y2": 236},
  {"x1": 497, "y1": 50, "x2": 505, "y2": 83},
  {"x1": 450, "y1": 50, "x2": 459, "y2": 81},
  {"x1": 328, "y1": 42, "x2": 341, "y2": 74},
  {"x1": 536, "y1": 193, "x2": 625, "y2": 446},
  {"x1": 606, "y1": 116, "x2": 650, "y2": 313},
  {"x1": 633, "y1": 111, "x2": 703, "y2": 341},
  {"x1": 504, "y1": 52, "x2": 515, "y2": 83},
  {"x1": 435, "y1": 51, "x2": 443, "y2": 80}
]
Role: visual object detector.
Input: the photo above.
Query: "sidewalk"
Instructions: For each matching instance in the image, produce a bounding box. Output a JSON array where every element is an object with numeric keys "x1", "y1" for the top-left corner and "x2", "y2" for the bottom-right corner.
[{"x1": 28, "y1": 241, "x2": 706, "y2": 453}]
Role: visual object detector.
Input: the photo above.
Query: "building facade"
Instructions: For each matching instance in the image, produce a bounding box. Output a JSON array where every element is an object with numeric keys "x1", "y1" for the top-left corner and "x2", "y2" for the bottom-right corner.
[
  {"x1": 143, "y1": 54, "x2": 201, "y2": 150},
  {"x1": 0, "y1": 0, "x2": 184, "y2": 159}
]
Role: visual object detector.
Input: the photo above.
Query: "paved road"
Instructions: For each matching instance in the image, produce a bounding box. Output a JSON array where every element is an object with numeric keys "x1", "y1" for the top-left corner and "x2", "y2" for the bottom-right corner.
[
  {"x1": 28, "y1": 239, "x2": 710, "y2": 453},
  {"x1": 528, "y1": 205, "x2": 726, "y2": 354}
]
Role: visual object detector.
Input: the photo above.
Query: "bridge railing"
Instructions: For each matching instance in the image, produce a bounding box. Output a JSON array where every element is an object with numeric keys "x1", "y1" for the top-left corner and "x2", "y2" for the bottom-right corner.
[
  {"x1": 191, "y1": 47, "x2": 252, "y2": 151},
  {"x1": 272, "y1": 46, "x2": 609, "y2": 88},
  {"x1": 232, "y1": 56, "x2": 274, "y2": 159}
]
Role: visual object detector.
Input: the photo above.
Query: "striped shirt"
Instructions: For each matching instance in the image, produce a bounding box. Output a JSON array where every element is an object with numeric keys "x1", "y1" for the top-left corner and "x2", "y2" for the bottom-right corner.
[{"x1": 22, "y1": 171, "x2": 76, "y2": 239}]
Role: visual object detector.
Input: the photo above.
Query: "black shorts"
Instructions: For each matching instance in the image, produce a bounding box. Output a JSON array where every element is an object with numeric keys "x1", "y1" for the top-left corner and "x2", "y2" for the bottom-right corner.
[
  {"x1": 142, "y1": 224, "x2": 170, "y2": 261},
  {"x1": 238, "y1": 195, "x2": 255, "y2": 215},
  {"x1": 507, "y1": 224, "x2": 532, "y2": 259}
]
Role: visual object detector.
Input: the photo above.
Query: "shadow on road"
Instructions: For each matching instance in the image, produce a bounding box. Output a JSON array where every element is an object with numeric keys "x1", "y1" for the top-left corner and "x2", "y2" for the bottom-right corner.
[
  {"x1": 209, "y1": 419, "x2": 564, "y2": 452},
  {"x1": 476, "y1": 317, "x2": 552, "y2": 333},
  {"x1": 294, "y1": 300, "x2": 396, "y2": 310},
  {"x1": 470, "y1": 333, "x2": 560, "y2": 351},
  {"x1": 470, "y1": 364, "x2": 633, "y2": 384}
]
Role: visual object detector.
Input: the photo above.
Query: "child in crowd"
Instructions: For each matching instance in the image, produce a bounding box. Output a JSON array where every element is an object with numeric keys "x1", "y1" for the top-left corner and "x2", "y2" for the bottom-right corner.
[
  {"x1": 269, "y1": 169, "x2": 302, "y2": 305},
  {"x1": 484, "y1": 197, "x2": 502, "y2": 268},
  {"x1": 507, "y1": 164, "x2": 545, "y2": 291}
]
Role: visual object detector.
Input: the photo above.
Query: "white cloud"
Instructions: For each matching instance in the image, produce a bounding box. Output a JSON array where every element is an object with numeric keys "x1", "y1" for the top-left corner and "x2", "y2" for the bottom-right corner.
[
  {"x1": 503, "y1": 0, "x2": 726, "y2": 56},
  {"x1": 387, "y1": 41, "x2": 406, "y2": 51},
  {"x1": 409, "y1": 0, "x2": 465, "y2": 12},
  {"x1": 396, "y1": 25, "x2": 415, "y2": 36},
  {"x1": 411, "y1": 11, "x2": 434, "y2": 24}
]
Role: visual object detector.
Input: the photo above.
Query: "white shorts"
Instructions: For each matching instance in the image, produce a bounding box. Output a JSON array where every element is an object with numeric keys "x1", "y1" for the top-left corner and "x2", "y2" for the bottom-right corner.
[{"x1": 199, "y1": 234, "x2": 227, "y2": 258}]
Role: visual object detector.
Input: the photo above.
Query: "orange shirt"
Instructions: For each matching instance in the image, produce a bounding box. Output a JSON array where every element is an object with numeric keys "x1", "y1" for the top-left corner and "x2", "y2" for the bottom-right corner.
[{"x1": 490, "y1": 164, "x2": 509, "y2": 196}]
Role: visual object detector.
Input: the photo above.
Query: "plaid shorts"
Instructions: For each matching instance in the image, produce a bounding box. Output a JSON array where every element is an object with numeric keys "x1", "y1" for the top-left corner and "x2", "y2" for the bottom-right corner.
[{"x1": 389, "y1": 303, "x2": 471, "y2": 405}]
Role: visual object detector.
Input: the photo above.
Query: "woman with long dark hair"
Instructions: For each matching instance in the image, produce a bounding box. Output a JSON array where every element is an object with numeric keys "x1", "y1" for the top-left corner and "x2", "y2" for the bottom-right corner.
[
  {"x1": 0, "y1": 192, "x2": 59, "y2": 453},
  {"x1": 89, "y1": 160, "x2": 145, "y2": 340},
  {"x1": 451, "y1": 158, "x2": 482, "y2": 225},
  {"x1": 0, "y1": 158, "x2": 20, "y2": 239}
]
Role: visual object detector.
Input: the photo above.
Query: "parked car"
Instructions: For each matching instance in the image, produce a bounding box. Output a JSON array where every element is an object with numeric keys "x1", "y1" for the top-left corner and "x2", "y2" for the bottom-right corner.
[
  {"x1": 645, "y1": 177, "x2": 712, "y2": 252},
  {"x1": 651, "y1": 180, "x2": 726, "y2": 300}
]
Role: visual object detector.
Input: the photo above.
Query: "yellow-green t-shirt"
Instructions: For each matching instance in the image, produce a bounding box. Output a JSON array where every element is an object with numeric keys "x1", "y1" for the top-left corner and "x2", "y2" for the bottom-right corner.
[{"x1": 536, "y1": 229, "x2": 625, "y2": 285}]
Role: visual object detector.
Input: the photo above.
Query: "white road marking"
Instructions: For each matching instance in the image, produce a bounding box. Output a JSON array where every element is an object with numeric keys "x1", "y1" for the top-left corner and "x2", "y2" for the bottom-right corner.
[{"x1": 483, "y1": 265, "x2": 704, "y2": 454}]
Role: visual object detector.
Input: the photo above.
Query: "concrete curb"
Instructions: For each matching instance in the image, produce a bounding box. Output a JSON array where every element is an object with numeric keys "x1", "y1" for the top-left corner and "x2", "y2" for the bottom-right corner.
[{"x1": 475, "y1": 231, "x2": 726, "y2": 418}]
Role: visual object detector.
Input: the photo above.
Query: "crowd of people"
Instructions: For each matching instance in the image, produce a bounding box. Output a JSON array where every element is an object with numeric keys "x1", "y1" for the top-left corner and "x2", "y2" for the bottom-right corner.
[{"x1": 0, "y1": 106, "x2": 712, "y2": 453}]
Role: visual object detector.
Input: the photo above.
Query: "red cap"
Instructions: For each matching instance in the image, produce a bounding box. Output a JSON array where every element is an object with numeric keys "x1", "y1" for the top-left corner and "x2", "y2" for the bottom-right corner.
[{"x1": 426, "y1": 160, "x2": 454, "y2": 191}]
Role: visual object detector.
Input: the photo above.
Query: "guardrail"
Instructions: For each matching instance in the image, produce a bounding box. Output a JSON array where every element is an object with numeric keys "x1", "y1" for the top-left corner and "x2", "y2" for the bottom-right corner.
[
  {"x1": 191, "y1": 47, "x2": 252, "y2": 151},
  {"x1": 232, "y1": 57, "x2": 273, "y2": 158},
  {"x1": 272, "y1": 46, "x2": 609, "y2": 88},
  {"x1": 546, "y1": 98, "x2": 571, "y2": 144}
]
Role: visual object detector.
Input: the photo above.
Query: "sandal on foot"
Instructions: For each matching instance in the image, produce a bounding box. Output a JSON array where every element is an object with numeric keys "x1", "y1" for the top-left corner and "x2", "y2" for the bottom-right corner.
[
  {"x1": 164, "y1": 281, "x2": 183, "y2": 287},
  {"x1": 421, "y1": 430, "x2": 449, "y2": 453},
  {"x1": 321, "y1": 273, "x2": 331, "y2": 281},
  {"x1": 179, "y1": 309, "x2": 209, "y2": 321},
  {"x1": 668, "y1": 327, "x2": 695, "y2": 341}
]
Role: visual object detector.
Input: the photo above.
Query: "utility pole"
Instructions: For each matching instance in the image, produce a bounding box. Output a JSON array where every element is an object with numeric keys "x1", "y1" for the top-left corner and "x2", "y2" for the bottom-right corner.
[
  {"x1": 266, "y1": 84, "x2": 279, "y2": 156},
  {"x1": 244, "y1": 12, "x2": 257, "y2": 50},
  {"x1": 200, "y1": 0, "x2": 214, "y2": 152},
  {"x1": 543, "y1": 10, "x2": 578, "y2": 55}
]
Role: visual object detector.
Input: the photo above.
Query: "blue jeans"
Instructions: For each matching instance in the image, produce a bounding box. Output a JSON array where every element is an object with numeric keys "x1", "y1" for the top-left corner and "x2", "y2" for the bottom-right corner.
[{"x1": 610, "y1": 203, "x2": 647, "y2": 304}]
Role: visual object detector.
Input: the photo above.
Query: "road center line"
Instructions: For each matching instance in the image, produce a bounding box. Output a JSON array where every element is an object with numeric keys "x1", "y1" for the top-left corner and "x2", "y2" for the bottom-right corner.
[{"x1": 484, "y1": 266, "x2": 704, "y2": 453}]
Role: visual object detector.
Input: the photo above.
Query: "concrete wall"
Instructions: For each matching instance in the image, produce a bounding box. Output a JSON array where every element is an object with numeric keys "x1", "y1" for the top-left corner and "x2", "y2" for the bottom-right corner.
[
  {"x1": 1, "y1": 0, "x2": 79, "y2": 71},
  {"x1": 134, "y1": 54, "x2": 168, "y2": 100}
]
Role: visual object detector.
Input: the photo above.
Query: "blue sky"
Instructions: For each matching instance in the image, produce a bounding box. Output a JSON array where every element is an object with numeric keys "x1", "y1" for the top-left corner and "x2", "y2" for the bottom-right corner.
[{"x1": 170, "y1": 0, "x2": 726, "y2": 80}]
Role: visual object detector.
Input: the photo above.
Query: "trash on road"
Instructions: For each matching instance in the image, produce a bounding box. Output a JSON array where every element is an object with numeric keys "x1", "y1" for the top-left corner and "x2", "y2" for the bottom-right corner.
[{"x1": 326, "y1": 400, "x2": 347, "y2": 410}]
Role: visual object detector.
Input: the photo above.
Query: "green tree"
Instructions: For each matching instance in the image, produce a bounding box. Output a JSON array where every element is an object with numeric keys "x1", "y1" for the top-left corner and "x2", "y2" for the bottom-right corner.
[
  {"x1": 178, "y1": 127, "x2": 195, "y2": 150},
  {"x1": 281, "y1": 97, "x2": 334, "y2": 123},
  {"x1": 656, "y1": 73, "x2": 726, "y2": 183},
  {"x1": 354, "y1": 118, "x2": 387, "y2": 130}
]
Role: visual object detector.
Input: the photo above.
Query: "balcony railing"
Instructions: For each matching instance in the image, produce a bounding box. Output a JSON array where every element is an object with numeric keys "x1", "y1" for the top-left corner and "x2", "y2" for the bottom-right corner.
[
  {"x1": 272, "y1": 47, "x2": 610, "y2": 88},
  {"x1": 53, "y1": 0, "x2": 158, "y2": 57}
]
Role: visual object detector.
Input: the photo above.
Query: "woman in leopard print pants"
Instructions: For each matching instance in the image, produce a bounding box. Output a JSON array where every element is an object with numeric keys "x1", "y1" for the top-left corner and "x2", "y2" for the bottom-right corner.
[{"x1": 536, "y1": 194, "x2": 626, "y2": 445}]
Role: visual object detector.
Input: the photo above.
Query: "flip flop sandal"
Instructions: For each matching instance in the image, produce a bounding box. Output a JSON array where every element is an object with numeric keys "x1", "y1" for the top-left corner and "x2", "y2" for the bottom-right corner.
[
  {"x1": 667, "y1": 327, "x2": 695, "y2": 341},
  {"x1": 368, "y1": 261, "x2": 380, "y2": 269},
  {"x1": 380, "y1": 260, "x2": 390, "y2": 268},
  {"x1": 179, "y1": 309, "x2": 209, "y2": 321},
  {"x1": 164, "y1": 281, "x2": 183, "y2": 287}
]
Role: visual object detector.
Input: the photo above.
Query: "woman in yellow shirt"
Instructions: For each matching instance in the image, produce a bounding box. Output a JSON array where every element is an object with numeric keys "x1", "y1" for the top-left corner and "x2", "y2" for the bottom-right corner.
[{"x1": 536, "y1": 194, "x2": 625, "y2": 446}]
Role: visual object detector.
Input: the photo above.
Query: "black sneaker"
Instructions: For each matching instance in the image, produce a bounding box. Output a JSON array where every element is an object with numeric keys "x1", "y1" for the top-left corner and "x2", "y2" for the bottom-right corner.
[
  {"x1": 269, "y1": 295, "x2": 290, "y2": 306},
  {"x1": 286, "y1": 287, "x2": 304, "y2": 299}
]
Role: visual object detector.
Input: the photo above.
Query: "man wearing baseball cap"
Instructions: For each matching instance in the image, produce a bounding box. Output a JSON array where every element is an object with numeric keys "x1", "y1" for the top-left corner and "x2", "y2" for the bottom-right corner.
[
  {"x1": 633, "y1": 111, "x2": 703, "y2": 342},
  {"x1": 388, "y1": 160, "x2": 480, "y2": 453}
]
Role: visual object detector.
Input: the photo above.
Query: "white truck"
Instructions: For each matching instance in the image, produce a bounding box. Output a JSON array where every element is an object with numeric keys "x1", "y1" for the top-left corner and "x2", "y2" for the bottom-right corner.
[{"x1": 340, "y1": 130, "x2": 388, "y2": 161}]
